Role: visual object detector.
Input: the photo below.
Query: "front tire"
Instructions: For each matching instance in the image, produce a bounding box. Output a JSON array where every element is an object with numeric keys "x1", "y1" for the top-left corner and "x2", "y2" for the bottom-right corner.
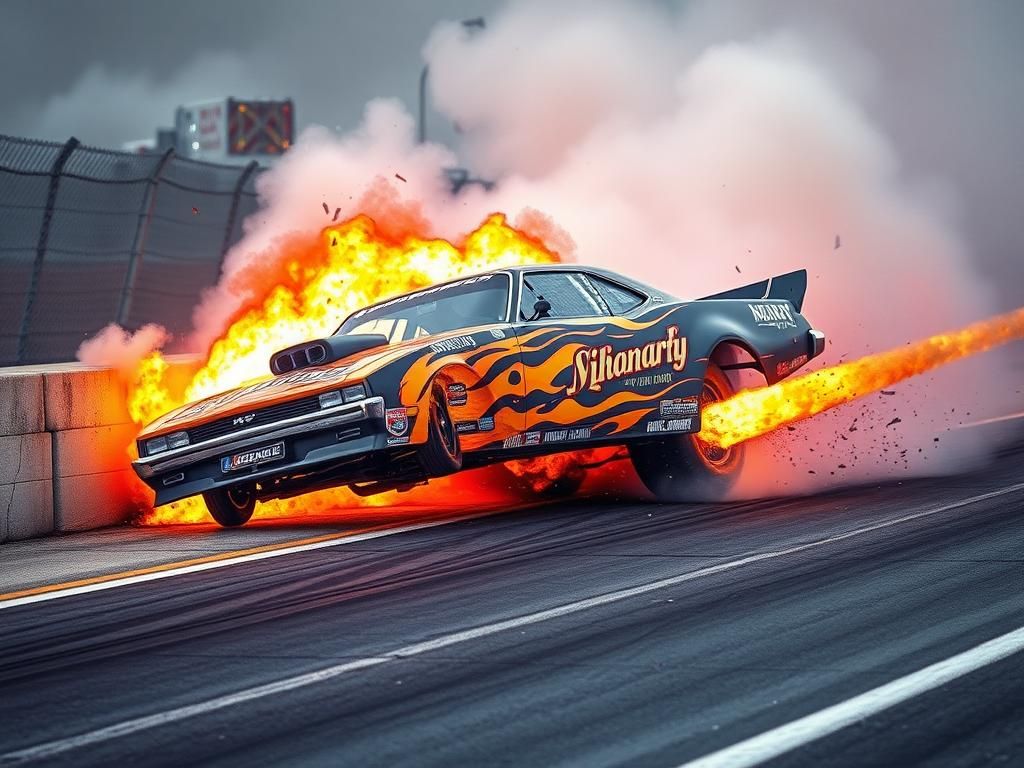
[
  {"x1": 202, "y1": 484, "x2": 257, "y2": 527},
  {"x1": 418, "y1": 385, "x2": 462, "y2": 477},
  {"x1": 629, "y1": 363, "x2": 744, "y2": 501}
]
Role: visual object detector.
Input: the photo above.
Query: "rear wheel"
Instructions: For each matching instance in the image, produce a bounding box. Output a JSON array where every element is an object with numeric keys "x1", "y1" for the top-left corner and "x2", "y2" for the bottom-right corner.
[
  {"x1": 418, "y1": 385, "x2": 462, "y2": 477},
  {"x1": 629, "y1": 363, "x2": 744, "y2": 501},
  {"x1": 203, "y1": 483, "x2": 257, "y2": 527}
]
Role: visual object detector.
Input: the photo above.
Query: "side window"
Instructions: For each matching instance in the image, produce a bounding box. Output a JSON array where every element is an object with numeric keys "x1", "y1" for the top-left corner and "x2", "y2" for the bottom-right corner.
[
  {"x1": 520, "y1": 272, "x2": 608, "y2": 320},
  {"x1": 589, "y1": 275, "x2": 646, "y2": 314}
]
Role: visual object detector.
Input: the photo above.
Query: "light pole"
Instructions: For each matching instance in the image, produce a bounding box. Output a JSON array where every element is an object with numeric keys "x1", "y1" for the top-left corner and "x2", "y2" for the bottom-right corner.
[{"x1": 418, "y1": 17, "x2": 485, "y2": 144}]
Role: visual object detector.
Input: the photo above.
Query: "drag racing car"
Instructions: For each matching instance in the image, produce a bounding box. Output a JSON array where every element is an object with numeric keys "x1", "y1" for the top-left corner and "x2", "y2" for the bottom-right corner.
[{"x1": 132, "y1": 265, "x2": 825, "y2": 526}]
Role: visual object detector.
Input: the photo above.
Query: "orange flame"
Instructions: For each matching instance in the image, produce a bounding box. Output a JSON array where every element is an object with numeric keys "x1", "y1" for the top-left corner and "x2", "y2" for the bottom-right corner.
[
  {"x1": 128, "y1": 213, "x2": 560, "y2": 524},
  {"x1": 700, "y1": 307, "x2": 1024, "y2": 449}
]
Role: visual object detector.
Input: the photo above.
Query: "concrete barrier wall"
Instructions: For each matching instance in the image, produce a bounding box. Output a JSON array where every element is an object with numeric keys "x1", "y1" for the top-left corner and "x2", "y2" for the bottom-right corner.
[
  {"x1": 0, "y1": 359, "x2": 197, "y2": 542},
  {"x1": 1, "y1": 372, "x2": 52, "y2": 542}
]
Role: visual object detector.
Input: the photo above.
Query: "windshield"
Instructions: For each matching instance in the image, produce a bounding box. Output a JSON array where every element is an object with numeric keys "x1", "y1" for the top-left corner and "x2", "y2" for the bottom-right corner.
[{"x1": 335, "y1": 274, "x2": 510, "y2": 343}]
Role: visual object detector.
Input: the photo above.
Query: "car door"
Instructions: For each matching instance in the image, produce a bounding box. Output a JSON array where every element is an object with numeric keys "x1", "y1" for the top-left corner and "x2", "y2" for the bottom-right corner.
[
  {"x1": 508, "y1": 270, "x2": 617, "y2": 448},
  {"x1": 510, "y1": 269, "x2": 686, "y2": 446}
]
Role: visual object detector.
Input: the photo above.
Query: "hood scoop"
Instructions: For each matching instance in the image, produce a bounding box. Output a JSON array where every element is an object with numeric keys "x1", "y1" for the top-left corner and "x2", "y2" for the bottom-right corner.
[{"x1": 270, "y1": 333, "x2": 388, "y2": 376}]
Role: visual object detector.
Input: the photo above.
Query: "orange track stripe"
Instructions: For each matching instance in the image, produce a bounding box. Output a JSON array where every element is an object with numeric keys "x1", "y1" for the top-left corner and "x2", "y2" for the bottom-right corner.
[{"x1": 0, "y1": 525, "x2": 397, "y2": 603}]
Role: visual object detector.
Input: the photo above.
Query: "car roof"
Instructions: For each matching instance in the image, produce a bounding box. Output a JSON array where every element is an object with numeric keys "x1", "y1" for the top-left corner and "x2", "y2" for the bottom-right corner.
[
  {"x1": 337, "y1": 264, "x2": 679, "y2": 332},
  {"x1": 501, "y1": 263, "x2": 677, "y2": 302}
]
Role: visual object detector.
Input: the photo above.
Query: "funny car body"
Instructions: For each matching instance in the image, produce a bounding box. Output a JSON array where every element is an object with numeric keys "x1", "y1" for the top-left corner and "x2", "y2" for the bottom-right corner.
[{"x1": 132, "y1": 265, "x2": 825, "y2": 526}]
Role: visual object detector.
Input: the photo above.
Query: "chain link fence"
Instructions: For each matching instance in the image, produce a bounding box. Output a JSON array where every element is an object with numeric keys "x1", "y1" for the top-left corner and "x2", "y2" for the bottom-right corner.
[{"x1": 0, "y1": 134, "x2": 264, "y2": 365}]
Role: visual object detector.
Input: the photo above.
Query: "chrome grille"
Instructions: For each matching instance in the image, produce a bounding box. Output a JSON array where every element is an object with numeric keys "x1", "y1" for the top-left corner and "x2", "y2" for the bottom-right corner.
[{"x1": 188, "y1": 394, "x2": 323, "y2": 445}]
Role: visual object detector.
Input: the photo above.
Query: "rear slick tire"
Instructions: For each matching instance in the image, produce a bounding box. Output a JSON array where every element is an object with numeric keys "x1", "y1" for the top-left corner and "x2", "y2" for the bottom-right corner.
[
  {"x1": 418, "y1": 385, "x2": 462, "y2": 477},
  {"x1": 628, "y1": 363, "x2": 744, "y2": 502},
  {"x1": 203, "y1": 484, "x2": 257, "y2": 527}
]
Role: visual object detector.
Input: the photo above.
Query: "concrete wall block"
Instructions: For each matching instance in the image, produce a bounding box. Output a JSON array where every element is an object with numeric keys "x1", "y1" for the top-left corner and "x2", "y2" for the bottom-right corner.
[
  {"x1": 53, "y1": 470, "x2": 138, "y2": 532},
  {"x1": 52, "y1": 424, "x2": 138, "y2": 478},
  {"x1": 43, "y1": 367, "x2": 131, "y2": 431},
  {"x1": 0, "y1": 479, "x2": 54, "y2": 543},
  {"x1": 0, "y1": 373, "x2": 45, "y2": 436},
  {"x1": 0, "y1": 432, "x2": 52, "y2": 485}
]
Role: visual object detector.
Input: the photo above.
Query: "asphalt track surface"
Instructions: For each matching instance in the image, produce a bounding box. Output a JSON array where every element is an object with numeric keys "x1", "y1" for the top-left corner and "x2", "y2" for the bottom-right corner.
[{"x1": 1, "y1": 441, "x2": 1023, "y2": 767}]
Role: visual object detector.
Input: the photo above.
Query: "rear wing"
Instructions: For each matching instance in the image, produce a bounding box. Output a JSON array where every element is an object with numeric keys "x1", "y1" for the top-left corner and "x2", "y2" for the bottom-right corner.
[{"x1": 698, "y1": 269, "x2": 807, "y2": 312}]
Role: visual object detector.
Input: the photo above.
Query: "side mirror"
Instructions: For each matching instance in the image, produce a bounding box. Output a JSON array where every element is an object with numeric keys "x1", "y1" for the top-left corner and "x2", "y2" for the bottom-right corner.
[{"x1": 531, "y1": 298, "x2": 552, "y2": 320}]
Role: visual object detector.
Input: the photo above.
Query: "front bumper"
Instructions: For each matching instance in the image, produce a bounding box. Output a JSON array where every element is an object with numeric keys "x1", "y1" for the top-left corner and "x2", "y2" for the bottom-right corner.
[{"x1": 133, "y1": 396, "x2": 395, "y2": 505}]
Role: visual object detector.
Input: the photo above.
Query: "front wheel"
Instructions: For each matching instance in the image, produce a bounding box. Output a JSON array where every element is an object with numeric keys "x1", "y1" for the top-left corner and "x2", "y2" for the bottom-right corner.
[
  {"x1": 202, "y1": 484, "x2": 257, "y2": 527},
  {"x1": 418, "y1": 385, "x2": 462, "y2": 477},
  {"x1": 629, "y1": 363, "x2": 744, "y2": 502}
]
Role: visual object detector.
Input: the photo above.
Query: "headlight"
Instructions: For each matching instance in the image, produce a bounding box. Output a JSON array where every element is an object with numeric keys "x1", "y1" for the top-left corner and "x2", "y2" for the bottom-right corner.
[
  {"x1": 145, "y1": 436, "x2": 168, "y2": 455},
  {"x1": 342, "y1": 383, "x2": 367, "y2": 403},
  {"x1": 145, "y1": 431, "x2": 189, "y2": 456},
  {"x1": 318, "y1": 390, "x2": 344, "y2": 409}
]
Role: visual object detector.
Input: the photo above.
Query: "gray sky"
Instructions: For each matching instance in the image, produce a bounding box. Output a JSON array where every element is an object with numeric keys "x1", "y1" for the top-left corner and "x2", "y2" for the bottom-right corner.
[{"x1": 0, "y1": 0, "x2": 501, "y2": 146}]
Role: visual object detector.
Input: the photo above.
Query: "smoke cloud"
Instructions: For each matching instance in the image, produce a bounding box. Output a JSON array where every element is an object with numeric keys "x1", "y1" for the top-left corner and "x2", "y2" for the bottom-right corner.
[{"x1": 77, "y1": 323, "x2": 167, "y2": 375}]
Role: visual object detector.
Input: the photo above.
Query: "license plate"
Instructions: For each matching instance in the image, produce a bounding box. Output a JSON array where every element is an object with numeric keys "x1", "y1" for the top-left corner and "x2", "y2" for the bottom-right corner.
[{"x1": 220, "y1": 441, "x2": 285, "y2": 473}]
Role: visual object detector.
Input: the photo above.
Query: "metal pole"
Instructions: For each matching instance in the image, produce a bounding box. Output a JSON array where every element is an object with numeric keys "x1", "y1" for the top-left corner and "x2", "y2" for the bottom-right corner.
[
  {"x1": 16, "y1": 136, "x2": 79, "y2": 364},
  {"x1": 116, "y1": 147, "x2": 175, "y2": 327},
  {"x1": 417, "y1": 17, "x2": 484, "y2": 145},
  {"x1": 218, "y1": 160, "x2": 259, "y2": 273},
  {"x1": 417, "y1": 64, "x2": 429, "y2": 144}
]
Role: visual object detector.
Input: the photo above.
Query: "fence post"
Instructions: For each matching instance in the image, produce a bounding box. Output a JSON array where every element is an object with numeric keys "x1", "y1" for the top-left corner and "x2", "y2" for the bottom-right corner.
[
  {"x1": 218, "y1": 160, "x2": 259, "y2": 273},
  {"x1": 16, "y1": 136, "x2": 80, "y2": 364},
  {"x1": 116, "y1": 147, "x2": 175, "y2": 327}
]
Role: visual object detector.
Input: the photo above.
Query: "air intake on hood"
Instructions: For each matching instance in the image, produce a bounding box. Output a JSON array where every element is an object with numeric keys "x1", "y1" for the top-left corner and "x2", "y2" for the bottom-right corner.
[{"x1": 270, "y1": 334, "x2": 389, "y2": 376}]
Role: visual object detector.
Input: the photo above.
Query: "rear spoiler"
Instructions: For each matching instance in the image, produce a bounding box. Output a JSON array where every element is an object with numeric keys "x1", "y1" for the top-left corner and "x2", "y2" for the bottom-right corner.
[{"x1": 698, "y1": 269, "x2": 807, "y2": 312}]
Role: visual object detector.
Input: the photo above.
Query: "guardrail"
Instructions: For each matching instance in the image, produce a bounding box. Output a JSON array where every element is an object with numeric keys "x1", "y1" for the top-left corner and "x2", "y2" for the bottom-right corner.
[{"x1": 0, "y1": 360, "x2": 196, "y2": 542}]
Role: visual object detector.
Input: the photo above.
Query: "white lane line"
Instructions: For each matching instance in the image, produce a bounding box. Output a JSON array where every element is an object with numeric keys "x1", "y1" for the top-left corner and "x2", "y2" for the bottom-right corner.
[
  {"x1": 676, "y1": 625, "x2": 1024, "y2": 768},
  {"x1": 3, "y1": 482, "x2": 1022, "y2": 763},
  {"x1": 0, "y1": 512, "x2": 502, "y2": 611}
]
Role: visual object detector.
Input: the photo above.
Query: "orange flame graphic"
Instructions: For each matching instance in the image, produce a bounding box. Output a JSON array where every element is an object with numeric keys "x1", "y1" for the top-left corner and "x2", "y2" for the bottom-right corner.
[
  {"x1": 700, "y1": 307, "x2": 1024, "y2": 449},
  {"x1": 128, "y1": 213, "x2": 560, "y2": 524}
]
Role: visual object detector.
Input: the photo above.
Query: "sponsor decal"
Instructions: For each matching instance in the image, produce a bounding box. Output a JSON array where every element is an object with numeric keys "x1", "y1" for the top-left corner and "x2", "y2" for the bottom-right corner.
[
  {"x1": 385, "y1": 407, "x2": 409, "y2": 436},
  {"x1": 456, "y1": 420, "x2": 479, "y2": 434},
  {"x1": 478, "y1": 416, "x2": 495, "y2": 432},
  {"x1": 221, "y1": 441, "x2": 285, "y2": 472},
  {"x1": 621, "y1": 372, "x2": 673, "y2": 388},
  {"x1": 543, "y1": 427, "x2": 592, "y2": 444},
  {"x1": 660, "y1": 397, "x2": 699, "y2": 418},
  {"x1": 446, "y1": 382, "x2": 468, "y2": 407},
  {"x1": 386, "y1": 435, "x2": 411, "y2": 446},
  {"x1": 504, "y1": 430, "x2": 548, "y2": 448},
  {"x1": 349, "y1": 274, "x2": 495, "y2": 319},
  {"x1": 748, "y1": 302, "x2": 797, "y2": 330},
  {"x1": 776, "y1": 354, "x2": 809, "y2": 377},
  {"x1": 566, "y1": 326, "x2": 687, "y2": 397},
  {"x1": 490, "y1": 328, "x2": 506, "y2": 339},
  {"x1": 646, "y1": 418, "x2": 694, "y2": 433},
  {"x1": 429, "y1": 335, "x2": 477, "y2": 355},
  {"x1": 232, "y1": 412, "x2": 256, "y2": 426}
]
